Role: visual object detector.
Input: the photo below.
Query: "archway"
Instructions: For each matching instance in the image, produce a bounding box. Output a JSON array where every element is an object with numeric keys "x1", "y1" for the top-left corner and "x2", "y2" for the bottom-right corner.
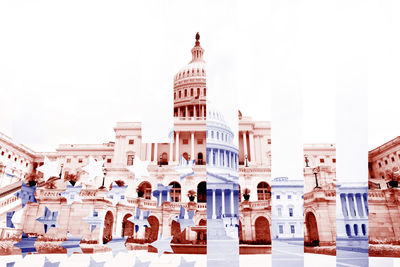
[
  {"x1": 171, "y1": 220, "x2": 187, "y2": 243},
  {"x1": 254, "y1": 216, "x2": 271, "y2": 244},
  {"x1": 197, "y1": 153, "x2": 204, "y2": 165},
  {"x1": 103, "y1": 211, "x2": 114, "y2": 244},
  {"x1": 145, "y1": 216, "x2": 159, "y2": 243},
  {"x1": 121, "y1": 214, "x2": 134, "y2": 239},
  {"x1": 197, "y1": 182, "x2": 207, "y2": 203},
  {"x1": 305, "y1": 212, "x2": 319, "y2": 246}
]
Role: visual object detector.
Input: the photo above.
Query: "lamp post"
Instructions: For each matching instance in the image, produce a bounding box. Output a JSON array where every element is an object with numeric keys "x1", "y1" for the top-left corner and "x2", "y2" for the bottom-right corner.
[
  {"x1": 59, "y1": 164, "x2": 64, "y2": 179},
  {"x1": 304, "y1": 155, "x2": 310, "y2": 167},
  {"x1": 159, "y1": 155, "x2": 162, "y2": 167},
  {"x1": 313, "y1": 167, "x2": 321, "y2": 189},
  {"x1": 99, "y1": 156, "x2": 107, "y2": 189},
  {"x1": 245, "y1": 154, "x2": 248, "y2": 167}
]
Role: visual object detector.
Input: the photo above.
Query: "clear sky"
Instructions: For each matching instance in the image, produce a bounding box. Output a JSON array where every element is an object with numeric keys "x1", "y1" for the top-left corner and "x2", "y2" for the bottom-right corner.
[{"x1": 0, "y1": 0, "x2": 398, "y2": 152}]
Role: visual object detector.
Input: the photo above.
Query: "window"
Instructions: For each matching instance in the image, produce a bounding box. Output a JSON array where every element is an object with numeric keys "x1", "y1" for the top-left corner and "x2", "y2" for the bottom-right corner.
[
  {"x1": 8, "y1": 154, "x2": 11, "y2": 159},
  {"x1": 257, "y1": 182, "x2": 271, "y2": 200},
  {"x1": 78, "y1": 158, "x2": 83, "y2": 163},
  {"x1": 378, "y1": 162, "x2": 382, "y2": 168},
  {"x1": 129, "y1": 139, "x2": 134, "y2": 145},
  {"x1": 288, "y1": 195, "x2": 292, "y2": 199},
  {"x1": 289, "y1": 208, "x2": 293, "y2": 217},
  {"x1": 277, "y1": 207, "x2": 282, "y2": 217},
  {"x1": 353, "y1": 224, "x2": 359, "y2": 236},
  {"x1": 268, "y1": 139, "x2": 271, "y2": 144},
  {"x1": 197, "y1": 88, "x2": 200, "y2": 96},
  {"x1": 191, "y1": 88, "x2": 193, "y2": 96},
  {"x1": 392, "y1": 157, "x2": 395, "y2": 162},
  {"x1": 169, "y1": 181, "x2": 181, "y2": 202},
  {"x1": 332, "y1": 158, "x2": 336, "y2": 163},
  {"x1": 1, "y1": 151, "x2": 4, "y2": 156},
  {"x1": 174, "y1": 92, "x2": 176, "y2": 99},
  {"x1": 179, "y1": 91, "x2": 181, "y2": 98},
  {"x1": 279, "y1": 225, "x2": 284, "y2": 234},
  {"x1": 385, "y1": 160, "x2": 388, "y2": 165},
  {"x1": 107, "y1": 158, "x2": 112, "y2": 163},
  {"x1": 184, "y1": 89, "x2": 187, "y2": 97},
  {"x1": 183, "y1": 139, "x2": 188, "y2": 145},
  {"x1": 127, "y1": 155, "x2": 134, "y2": 166},
  {"x1": 290, "y1": 225, "x2": 295, "y2": 234},
  {"x1": 345, "y1": 224, "x2": 351, "y2": 237},
  {"x1": 197, "y1": 139, "x2": 203, "y2": 145},
  {"x1": 25, "y1": 163, "x2": 28, "y2": 167},
  {"x1": 66, "y1": 158, "x2": 71, "y2": 163},
  {"x1": 204, "y1": 88, "x2": 206, "y2": 96},
  {"x1": 320, "y1": 158, "x2": 325, "y2": 163},
  {"x1": 276, "y1": 195, "x2": 280, "y2": 200}
]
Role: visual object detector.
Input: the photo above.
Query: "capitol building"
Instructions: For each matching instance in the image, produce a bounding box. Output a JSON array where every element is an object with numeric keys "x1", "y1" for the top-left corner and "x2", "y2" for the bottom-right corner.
[{"x1": 0, "y1": 33, "x2": 399, "y2": 256}]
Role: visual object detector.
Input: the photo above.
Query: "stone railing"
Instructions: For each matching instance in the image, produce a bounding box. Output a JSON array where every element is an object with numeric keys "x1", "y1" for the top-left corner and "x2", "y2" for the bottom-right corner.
[
  {"x1": 35, "y1": 188, "x2": 107, "y2": 201},
  {"x1": 248, "y1": 200, "x2": 270, "y2": 209},
  {"x1": 304, "y1": 189, "x2": 336, "y2": 202}
]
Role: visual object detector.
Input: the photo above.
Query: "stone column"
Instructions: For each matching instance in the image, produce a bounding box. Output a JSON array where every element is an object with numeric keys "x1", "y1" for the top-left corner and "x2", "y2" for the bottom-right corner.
[
  {"x1": 169, "y1": 138, "x2": 173, "y2": 163},
  {"x1": 221, "y1": 189, "x2": 225, "y2": 216},
  {"x1": 147, "y1": 143, "x2": 151, "y2": 161},
  {"x1": 210, "y1": 148, "x2": 214, "y2": 166},
  {"x1": 185, "y1": 106, "x2": 188, "y2": 118},
  {"x1": 212, "y1": 189, "x2": 216, "y2": 219},
  {"x1": 346, "y1": 194, "x2": 352, "y2": 218},
  {"x1": 175, "y1": 132, "x2": 180, "y2": 162},
  {"x1": 361, "y1": 193, "x2": 368, "y2": 217},
  {"x1": 153, "y1": 143, "x2": 158, "y2": 163},
  {"x1": 178, "y1": 107, "x2": 180, "y2": 117},
  {"x1": 249, "y1": 132, "x2": 255, "y2": 163},
  {"x1": 216, "y1": 149, "x2": 220, "y2": 167},
  {"x1": 230, "y1": 189, "x2": 234, "y2": 216},
  {"x1": 242, "y1": 132, "x2": 248, "y2": 161},
  {"x1": 191, "y1": 132, "x2": 195, "y2": 160}
]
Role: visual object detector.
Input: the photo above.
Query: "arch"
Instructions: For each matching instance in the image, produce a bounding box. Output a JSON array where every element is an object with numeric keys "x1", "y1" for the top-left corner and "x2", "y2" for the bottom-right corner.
[
  {"x1": 254, "y1": 216, "x2": 271, "y2": 244},
  {"x1": 305, "y1": 212, "x2": 319, "y2": 246},
  {"x1": 103, "y1": 211, "x2": 114, "y2": 244},
  {"x1": 169, "y1": 181, "x2": 181, "y2": 202},
  {"x1": 257, "y1": 182, "x2": 271, "y2": 200},
  {"x1": 121, "y1": 213, "x2": 134, "y2": 238},
  {"x1": 197, "y1": 181, "x2": 207, "y2": 203},
  {"x1": 145, "y1": 215, "x2": 159, "y2": 243},
  {"x1": 197, "y1": 152, "x2": 204, "y2": 165},
  {"x1": 138, "y1": 181, "x2": 152, "y2": 199}
]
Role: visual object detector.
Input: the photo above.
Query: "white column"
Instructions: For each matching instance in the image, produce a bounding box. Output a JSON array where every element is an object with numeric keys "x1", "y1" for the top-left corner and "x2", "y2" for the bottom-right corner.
[
  {"x1": 185, "y1": 106, "x2": 188, "y2": 118},
  {"x1": 169, "y1": 138, "x2": 173, "y2": 163},
  {"x1": 178, "y1": 107, "x2": 180, "y2": 117},
  {"x1": 361, "y1": 193, "x2": 367, "y2": 217},
  {"x1": 346, "y1": 194, "x2": 352, "y2": 218},
  {"x1": 230, "y1": 189, "x2": 234, "y2": 216},
  {"x1": 221, "y1": 189, "x2": 225, "y2": 216},
  {"x1": 153, "y1": 143, "x2": 158, "y2": 163},
  {"x1": 212, "y1": 189, "x2": 216, "y2": 219},
  {"x1": 242, "y1": 132, "x2": 248, "y2": 161},
  {"x1": 249, "y1": 132, "x2": 255, "y2": 163},
  {"x1": 210, "y1": 148, "x2": 214, "y2": 166},
  {"x1": 191, "y1": 132, "x2": 195, "y2": 160},
  {"x1": 175, "y1": 132, "x2": 180, "y2": 162},
  {"x1": 216, "y1": 149, "x2": 220, "y2": 166},
  {"x1": 201, "y1": 105, "x2": 204, "y2": 118},
  {"x1": 147, "y1": 143, "x2": 151, "y2": 161}
]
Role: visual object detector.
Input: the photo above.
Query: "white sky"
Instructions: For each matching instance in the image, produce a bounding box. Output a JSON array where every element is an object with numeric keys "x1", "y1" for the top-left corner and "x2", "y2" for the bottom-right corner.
[{"x1": 0, "y1": 0, "x2": 398, "y2": 152}]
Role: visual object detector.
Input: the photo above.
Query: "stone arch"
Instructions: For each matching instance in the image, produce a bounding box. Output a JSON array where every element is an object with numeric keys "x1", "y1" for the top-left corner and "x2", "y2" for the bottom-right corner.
[
  {"x1": 121, "y1": 213, "x2": 134, "y2": 238},
  {"x1": 103, "y1": 210, "x2": 114, "y2": 244},
  {"x1": 254, "y1": 216, "x2": 271, "y2": 244},
  {"x1": 305, "y1": 212, "x2": 319, "y2": 246},
  {"x1": 145, "y1": 215, "x2": 159, "y2": 243},
  {"x1": 197, "y1": 181, "x2": 207, "y2": 203}
]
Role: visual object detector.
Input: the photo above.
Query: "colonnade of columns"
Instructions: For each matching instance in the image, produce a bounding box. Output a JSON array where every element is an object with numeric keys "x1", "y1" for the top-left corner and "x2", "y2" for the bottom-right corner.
[
  {"x1": 241, "y1": 131, "x2": 255, "y2": 163},
  {"x1": 176, "y1": 104, "x2": 206, "y2": 119},
  {"x1": 207, "y1": 148, "x2": 238, "y2": 170},
  {"x1": 340, "y1": 193, "x2": 368, "y2": 218},
  {"x1": 209, "y1": 188, "x2": 236, "y2": 219}
]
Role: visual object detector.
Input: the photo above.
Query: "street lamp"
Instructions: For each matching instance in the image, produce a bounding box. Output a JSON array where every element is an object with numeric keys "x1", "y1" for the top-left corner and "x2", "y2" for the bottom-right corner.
[
  {"x1": 99, "y1": 156, "x2": 107, "y2": 189},
  {"x1": 245, "y1": 154, "x2": 248, "y2": 167},
  {"x1": 59, "y1": 164, "x2": 64, "y2": 179},
  {"x1": 304, "y1": 155, "x2": 310, "y2": 167},
  {"x1": 312, "y1": 167, "x2": 321, "y2": 189}
]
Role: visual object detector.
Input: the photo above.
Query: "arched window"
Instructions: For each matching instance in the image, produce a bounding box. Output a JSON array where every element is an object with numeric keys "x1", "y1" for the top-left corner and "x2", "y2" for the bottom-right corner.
[
  {"x1": 169, "y1": 181, "x2": 181, "y2": 202},
  {"x1": 197, "y1": 88, "x2": 200, "y2": 96},
  {"x1": 179, "y1": 91, "x2": 181, "y2": 98},
  {"x1": 353, "y1": 224, "x2": 359, "y2": 236},
  {"x1": 138, "y1": 182, "x2": 152, "y2": 200},
  {"x1": 361, "y1": 224, "x2": 366, "y2": 236},
  {"x1": 257, "y1": 182, "x2": 271, "y2": 200},
  {"x1": 197, "y1": 152, "x2": 204, "y2": 165},
  {"x1": 197, "y1": 182, "x2": 207, "y2": 203},
  {"x1": 184, "y1": 89, "x2": 187, "y2": 97},
  {"x1": 191, "y1": 88, "x2": 193, "y2": 96},
  {"x1": 204, "y1": 88, "x2": 206, "y2": 96},
  {"x1": 345, "y1": 224, "x2": 351, "y2": 237}
]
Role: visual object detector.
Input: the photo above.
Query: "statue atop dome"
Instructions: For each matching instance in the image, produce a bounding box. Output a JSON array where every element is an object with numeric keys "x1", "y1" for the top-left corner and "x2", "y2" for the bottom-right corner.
[{"x1": 195, "y1": 32, "x2": 200, "y2": 46}]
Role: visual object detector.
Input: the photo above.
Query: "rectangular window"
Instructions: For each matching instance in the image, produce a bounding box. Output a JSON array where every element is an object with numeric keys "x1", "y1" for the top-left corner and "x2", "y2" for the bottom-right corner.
[
  {"x1": 290, "y1": 225, "x2": 295, "y2": 234},
  {"x1": 197, "y1": 139, "x2": 203, "y2": 145},
  {"x1": 278, "y1": 207, "x2": 282, "y2": 217},
  {"x1": 385, "y1": 160, "x2": 388, "y2": 165},
  {"x1": 183, "y1": 139, "x2": 188, "y2": 145},
  {"x1": 78, "y1": 158, "x2": 83, "y2": 163},
  {"x1": 129, "y1": 139, "x2": 134, "y2": 145},
  {"x1": 66, "y1": 158, "x2": 71, "y2": 163},
  {"x1": 107, "y1": 158, "x2": 112, "y2": 163},
  {"x1": 276, "y1": 195, "x2": 280, "y2": 199},
  {"x1": 332, "y1": 158, "x2": 336, "y2": 163},
  {"x1": 392, "y1": 157, "x2": 395, "y2": 162},
  {"x1": 279, "y1": 225, "x2": 284, "y2": 234},
  {"x1": 288, "y1": 195, "x2": 292, "y2": 199},
  {"x1": 268, "y1": 139, "x2": 271, "y2": 144},
  {"x1": 320, "y1": 158, "x2": 325, "y2": 163},
  {"x1": 127, "y1": 155, "x2": 134, "y2": 166},
  {"x1": 289, "y1": 208, "x2": 293, "y2": 217},
  {"x1": 378, "y1": 162, "x2": 382, "y2": 168}
]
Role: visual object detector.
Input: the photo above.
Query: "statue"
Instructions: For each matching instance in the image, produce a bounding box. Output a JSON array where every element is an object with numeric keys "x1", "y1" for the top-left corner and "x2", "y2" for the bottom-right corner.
[{"x1": 196, "y1": 32, "x2": 200, "y2": 41}]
